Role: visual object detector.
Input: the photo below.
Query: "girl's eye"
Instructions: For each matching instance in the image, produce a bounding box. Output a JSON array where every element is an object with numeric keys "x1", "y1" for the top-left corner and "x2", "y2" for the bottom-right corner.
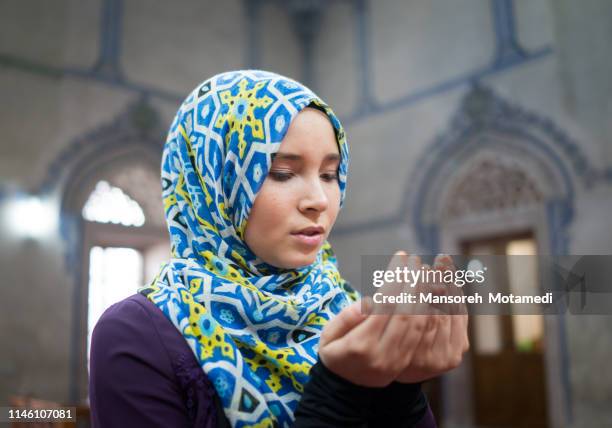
[
  {"x1": 269, "y1": 171, "x2": 294, "y2": 181},
  {"x1": 321, "y1": 173, "x2": 339, "y2": 182},
  {"x1": 268, "y1": 171, "x2": 339, "y2": 182}
]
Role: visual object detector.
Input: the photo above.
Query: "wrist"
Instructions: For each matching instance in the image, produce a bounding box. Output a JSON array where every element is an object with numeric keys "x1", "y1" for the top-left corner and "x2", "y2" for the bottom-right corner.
[{"x1": 315, "y1": 355, "x2": 373, "y2": 392}]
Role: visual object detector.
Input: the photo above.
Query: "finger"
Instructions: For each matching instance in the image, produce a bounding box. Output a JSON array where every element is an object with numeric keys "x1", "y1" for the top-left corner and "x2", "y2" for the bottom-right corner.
[
  {"x1": 405, "y1": 314, "x2": 438, "y2": 367},
  {"x1": 341, "y1": 310, "x2": 393, "y2": 346},
  {"x1": 428, "y1": 260, "x2": 447, "y2": 296},
  {"x1": 374, "y1": 251, "x2": 408, "y2": 314},
  {"x1": 393, "y1": 255, "x2": 427, "y2": 316},
  {"x1": 430, "y1": 313, "x2": 452, "y2": 364},
  {"x1": 433, "y1": 256, "x2": 469, "y2": 349},
  {"x1": 434, "y1": 254, "x2": 455, "y2": 270},
  {"x1": 452, "y1": 311, "x2": 469, "y2": 352},
  {"x1": 449, "y1": 312, "x2": 467, "y2": 353},
  {"x1": 379, "y1": 312, "x2": 424, "y2": 356},
  {"x1": 404, "y1": 257, "x2": 438, "y2": 317},
  {"x1": 377, "y1": 251, "x2": 409, "y2": 315},
  {"x1": 415, "y1": 263, "x2": 437, "y2": 309},
  {"x1": 463, "y1": 315, "x2": 470, "y2": 352},
  {"x1": 419, "y1": 263, "x2": 431, "y2": 289},
  {"x1": 386, "y1": 250, "x2": 408, "y2": 271},
  {"x1": 406, "y1": 253, "x2": 421, "y2": 265},
  {"x1": 447, "y1": 313, "x2": 468, "y2": 369},
  {"x1": 445, "y1": 273, "x2": 469, "y2": 316},
  {"x1": 320, "y1": 299, "x2": 369, "y2": 346},
  {"x1": 449, "y1": 283, "x2": 469, "y2": 315},
  {"x1": 434, "y1": 257, "x2": 465, "y2": 315}
]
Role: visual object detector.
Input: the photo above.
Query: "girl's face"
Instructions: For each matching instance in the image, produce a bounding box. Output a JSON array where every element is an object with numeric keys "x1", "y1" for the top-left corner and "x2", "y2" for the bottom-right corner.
[{"x1": 244, "y1": 107, "x2": 342, "y2": 269}]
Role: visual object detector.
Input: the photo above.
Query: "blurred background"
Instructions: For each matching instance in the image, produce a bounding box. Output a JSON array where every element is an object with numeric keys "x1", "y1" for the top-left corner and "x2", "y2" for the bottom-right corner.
[{"x1": 1, "y1": 0, "x2": 611, "y2": 427}]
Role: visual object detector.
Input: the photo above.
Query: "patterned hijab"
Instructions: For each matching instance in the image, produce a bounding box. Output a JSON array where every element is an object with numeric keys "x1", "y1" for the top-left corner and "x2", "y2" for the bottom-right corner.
[{"x1": 138, "y1": 70, "x2": 358, "y2": 427}]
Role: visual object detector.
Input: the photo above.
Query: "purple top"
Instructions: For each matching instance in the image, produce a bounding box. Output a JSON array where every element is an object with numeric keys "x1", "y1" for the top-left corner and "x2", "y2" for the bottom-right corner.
[
  {"x1": 89, "y1": 293, "x2": 222, "y2": 427},
  {"x1": 89, "y1": 293, "x2": 437, "y2": 427}
]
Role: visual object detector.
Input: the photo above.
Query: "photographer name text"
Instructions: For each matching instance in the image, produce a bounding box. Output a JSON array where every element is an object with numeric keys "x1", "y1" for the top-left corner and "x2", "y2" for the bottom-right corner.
[{"x1": 372, "y1": 292, "x2": 554, "y2": 305}]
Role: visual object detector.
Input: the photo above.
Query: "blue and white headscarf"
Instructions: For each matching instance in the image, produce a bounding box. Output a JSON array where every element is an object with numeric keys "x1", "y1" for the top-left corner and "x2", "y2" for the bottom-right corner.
[{"x1": 138, "y1": 70, "x2": 358, "y2": 427}]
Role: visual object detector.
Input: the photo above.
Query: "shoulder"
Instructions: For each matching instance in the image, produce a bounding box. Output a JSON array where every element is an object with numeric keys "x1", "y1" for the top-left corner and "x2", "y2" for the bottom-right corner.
[
  {"x1": 93, "y1": 293, "x2": 159, "y2": 331},
  {"x1": 89, "y1": 293, "x2": 176, "y2": 377},
  {"x1": 91, "y1": 294, "x2": 163, "y2": 358}
]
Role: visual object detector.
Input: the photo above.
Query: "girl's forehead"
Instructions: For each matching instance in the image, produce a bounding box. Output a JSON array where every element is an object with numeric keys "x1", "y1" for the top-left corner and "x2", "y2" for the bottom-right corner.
[{"x1": 274, "y1": 109, "x2": 339, "y2": 151}]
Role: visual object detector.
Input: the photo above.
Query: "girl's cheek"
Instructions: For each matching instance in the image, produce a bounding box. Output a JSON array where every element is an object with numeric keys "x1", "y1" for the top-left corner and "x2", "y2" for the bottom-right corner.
[{"x1": 270, "y1": 184, "x2": 294, "y2": 203}]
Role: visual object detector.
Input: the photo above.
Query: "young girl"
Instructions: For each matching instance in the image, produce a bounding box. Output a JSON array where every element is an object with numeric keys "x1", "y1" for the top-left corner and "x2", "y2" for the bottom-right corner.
[{"x1": 89, "y1": 70, "x2": 466, "y2": 427}]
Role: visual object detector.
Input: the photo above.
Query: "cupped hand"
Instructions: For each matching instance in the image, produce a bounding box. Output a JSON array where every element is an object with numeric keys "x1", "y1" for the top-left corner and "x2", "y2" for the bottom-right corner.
[
  {"x1": 395, "y1": 254, "x2": 470, "y2": 383},
  {"x1": 318, "y1": 252, "x2": 430, "y2": 387}
]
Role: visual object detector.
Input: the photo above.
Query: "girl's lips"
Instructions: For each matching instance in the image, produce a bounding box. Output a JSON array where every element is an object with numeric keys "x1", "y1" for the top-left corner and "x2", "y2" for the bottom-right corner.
[{"x1": 291, "y1": 232, "x2": 324, "y2": 247}]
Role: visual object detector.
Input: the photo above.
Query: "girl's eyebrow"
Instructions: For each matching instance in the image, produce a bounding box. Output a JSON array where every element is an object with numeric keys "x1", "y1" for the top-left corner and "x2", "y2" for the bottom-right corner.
[{"x1": 271, "y1": 152, "x2": 340, "y2": 162}]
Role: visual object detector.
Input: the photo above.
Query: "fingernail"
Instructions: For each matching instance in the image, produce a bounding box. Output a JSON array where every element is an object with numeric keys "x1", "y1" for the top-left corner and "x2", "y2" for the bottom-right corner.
[
  {"x1": 395, "y1": 250, "x2": 408, "y2": 260},
  {"x1": 437, "y1": 253, "x2": 452, "y2": 263}
]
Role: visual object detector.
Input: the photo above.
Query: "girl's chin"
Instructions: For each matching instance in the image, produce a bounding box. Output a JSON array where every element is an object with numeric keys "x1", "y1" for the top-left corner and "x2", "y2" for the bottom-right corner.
[{"x1": 278, "y1": 252, "x2": 318, "y2": 269}]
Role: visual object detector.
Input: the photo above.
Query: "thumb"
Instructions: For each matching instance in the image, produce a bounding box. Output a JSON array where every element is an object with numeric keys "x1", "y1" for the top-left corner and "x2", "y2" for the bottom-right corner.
[
  {"x1": 320, "y1": 298, "x2": 371, "y2": 346},
  {"x1": 386, "y1": 250, "x2": 408, "y2": 271}
]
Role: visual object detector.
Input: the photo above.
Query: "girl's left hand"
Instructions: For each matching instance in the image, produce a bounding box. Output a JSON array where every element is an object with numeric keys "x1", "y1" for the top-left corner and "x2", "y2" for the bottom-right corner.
[{"x1": 395, "y1": 254, "x2": 470, "y2": 383}]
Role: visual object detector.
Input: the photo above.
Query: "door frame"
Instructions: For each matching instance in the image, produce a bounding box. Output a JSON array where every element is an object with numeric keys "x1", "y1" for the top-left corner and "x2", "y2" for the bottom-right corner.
[{"x1": 438, "y1": 205, "x2": 568, "y2": 428}]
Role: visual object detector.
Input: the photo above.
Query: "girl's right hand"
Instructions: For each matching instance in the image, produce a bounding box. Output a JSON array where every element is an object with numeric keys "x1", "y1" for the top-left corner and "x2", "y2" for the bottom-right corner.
[{"x1": 318, "y1": 255, "x2": 430, "y2": 387}]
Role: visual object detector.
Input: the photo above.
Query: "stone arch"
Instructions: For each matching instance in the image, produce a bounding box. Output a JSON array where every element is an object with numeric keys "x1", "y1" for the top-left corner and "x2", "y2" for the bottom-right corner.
[{"x1": 406, "y1": 84, "x2": 583, "y2": 256}]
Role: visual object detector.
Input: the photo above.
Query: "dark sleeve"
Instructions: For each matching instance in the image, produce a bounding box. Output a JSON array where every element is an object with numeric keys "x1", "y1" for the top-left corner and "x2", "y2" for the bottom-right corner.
[
  {"x1": 293, "y1": 357, "x2": 437, "y2": 428},
  {"x1": 368, "y1": 381, "x2": 437, "y2": 428},
  {"x1": 292, "y1": 357, "x2": 373, "y2": 427},
  {"x1": 89, "y1": 296, "x2": 193, "y2": 428}
]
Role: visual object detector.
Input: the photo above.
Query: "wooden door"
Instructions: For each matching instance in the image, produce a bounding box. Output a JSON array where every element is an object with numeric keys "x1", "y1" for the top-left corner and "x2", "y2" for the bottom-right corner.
[{"x1": 463, "y1": 233, "x2": 548, "y2": 428}]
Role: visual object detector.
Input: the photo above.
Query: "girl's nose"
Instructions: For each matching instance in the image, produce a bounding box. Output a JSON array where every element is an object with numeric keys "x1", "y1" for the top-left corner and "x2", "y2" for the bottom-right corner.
[{"x1": 298, "y1": 176, "x2": 329, "y2": 213}]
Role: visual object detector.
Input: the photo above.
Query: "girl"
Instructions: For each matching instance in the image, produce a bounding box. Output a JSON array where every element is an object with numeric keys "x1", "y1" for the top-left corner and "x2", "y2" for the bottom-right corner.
[{"x1": 89, "y1": 70, "x2": 467, "y2": 427}]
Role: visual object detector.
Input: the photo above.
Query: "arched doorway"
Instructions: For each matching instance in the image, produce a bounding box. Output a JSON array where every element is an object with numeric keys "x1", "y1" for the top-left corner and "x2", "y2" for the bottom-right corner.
[
  {"x1": 50, "y1": 98, "x2": 170, "y2": 403},
  {"x1": 407, "y1": 85, "x2": 584, "y2": 427}
]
